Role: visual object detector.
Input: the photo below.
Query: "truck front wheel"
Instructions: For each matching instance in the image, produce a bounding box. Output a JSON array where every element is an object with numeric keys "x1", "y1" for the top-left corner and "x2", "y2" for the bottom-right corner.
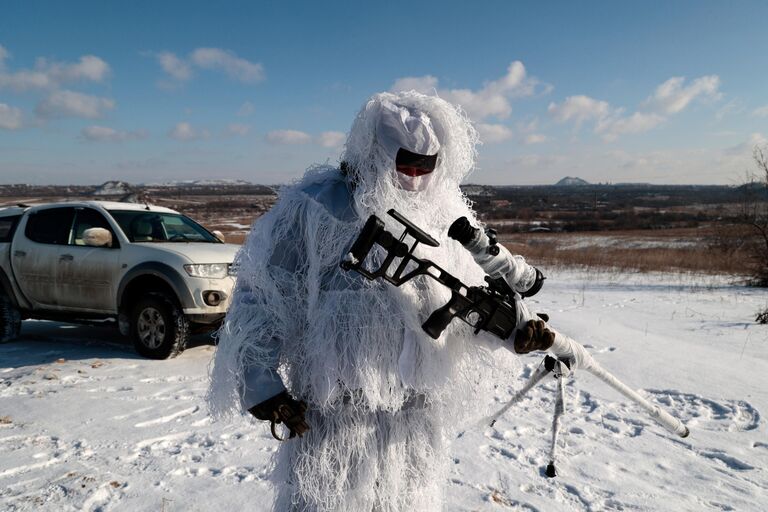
[{"x1": 130, "y1": 293, "x2": 190, "y2": 359}]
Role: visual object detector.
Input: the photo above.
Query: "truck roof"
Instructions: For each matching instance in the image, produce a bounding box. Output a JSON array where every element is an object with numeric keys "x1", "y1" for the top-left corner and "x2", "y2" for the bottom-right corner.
[
  {"x1": 0, "y1": 206, "x2": 29, "y2": 217},
  {"x1": 0, "y1": 200, "x2": 179, "y2": 217},
  {"x1": 84, "y1": 201, "x2": 180, "y2": 214}
]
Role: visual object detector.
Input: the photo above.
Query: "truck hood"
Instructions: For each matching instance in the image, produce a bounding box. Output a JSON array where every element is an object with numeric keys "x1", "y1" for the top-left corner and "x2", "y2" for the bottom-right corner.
[{"x1": 141, "y1": 242, "x2": 240, "y2": 264}]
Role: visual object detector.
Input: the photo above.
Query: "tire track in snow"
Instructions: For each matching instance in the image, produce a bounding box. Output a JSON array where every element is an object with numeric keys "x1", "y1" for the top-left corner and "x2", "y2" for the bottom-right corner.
[{"x1": 134, "y1": 406, "x2": 199, "y2": 427}]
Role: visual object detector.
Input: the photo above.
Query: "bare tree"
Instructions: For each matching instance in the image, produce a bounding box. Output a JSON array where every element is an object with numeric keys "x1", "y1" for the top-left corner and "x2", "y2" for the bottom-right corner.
[
  {"x1": 754, "y1": 144, "x2": 768, "y2": 184},
  {"x1": 745, "y1": 145, "x2": 768, "y2": 285},
  {"x1": 744, "y1": 144, "x2": 768, "y2": 322}
]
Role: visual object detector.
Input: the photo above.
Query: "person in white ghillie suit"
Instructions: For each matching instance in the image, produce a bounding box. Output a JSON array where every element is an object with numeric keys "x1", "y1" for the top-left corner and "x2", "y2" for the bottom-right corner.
[{"x1": 208, "y1": 91, "x2": 592, "y2": 511}]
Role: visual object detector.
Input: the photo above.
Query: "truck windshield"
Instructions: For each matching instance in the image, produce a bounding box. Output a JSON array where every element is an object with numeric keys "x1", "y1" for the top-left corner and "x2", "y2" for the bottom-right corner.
[{"x1": 109, "y1": 210, "x2": 220, "y2": 243}]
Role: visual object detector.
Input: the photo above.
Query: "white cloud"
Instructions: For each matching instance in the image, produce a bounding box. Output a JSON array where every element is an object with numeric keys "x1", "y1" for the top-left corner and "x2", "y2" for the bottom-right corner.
[
  {"x1": 445, "y1": 62, "x2": 548, "y2": 120},
  {"x1": 190, "y1": 48, "x2": 264, "y2": 83},
  {"x1": 80, "y1": 125, "x2": 147, "y2": 142},
  {"x1": 524, "y1": 133, "x2": 548, "y2": 145},
  {"x1": 548, "y1": 95, "x2": 612, "y2": 126},
  {"x1": 598, "y1": 112, "x2": 665, "y2": 141},
  {"x1": 748, "y1": 132, "x2": 768, "y2": 148},
  {"x1": 548, "y1": 75, "x2": 722, "y2": 142},
  {"x1": 715, "y1": 98, "x2": 744, "y2": 121},
  {"x1": 749, "y1": 132, "x2": 768, "y2": 147},
  {"x1": 476, "y1": 123, "x2": 513, "y2": 143},
  {"x1": 443, "y1": 88, "x2": 514, "y2": 120},
  {"x1": 0, "y1": 69, "x2": 53, "y2": 90},
  {"x1": 168, "y1": 122, "x2": 207, "y2": 141},
  {"x1": 389, "y1": 75, "x2": 438, "y2": 95},
  {"x1": 645, "y1": 75, "x2": 721, "y2": 114},
  {"x1": 266, "y1": 129, "x2": 312, "y2": 145},
  {"x1": 44, "y1": 55, "x2": 110, "y2": 83},
  {"x1": 226, "y1": 123, "x2": 250, "y2": 136},
  {"x1": 548, "y1": 96, "x2": 665, "y2": 141},
  {"x1": 713, "y1": 133, "x2": 768, "y2": 182},
  {"x1": 391, "y1": 61, "x2": 549, "y2": 121},
  {"x1": 0, "y1": 50, "x2": 110, "y2": 92},
  {"x1": 264, "y1": 129, "x2": 345, "y2": 147},
  {"x1": 549, "y1": 95, "x2": 664, "y2": 142},
  {"x1": 485, "y1": 61, "x2": 541, "y2": 98},
  {"x1": 512, "y1": 117, "x2": 549, "y2": 145},
  {"x1": 154, "y1": 48, "x2": 265, "y2": 86},
  {"x1": 752, "y1": 105, "x2": 768, "y2": 118},
  {"x1": 317, "y1": 131, "x2": 346, "y2": 148},
  {"x1": 0, "y1": 103, "x2": 23, "y2": 130},
  {"x1": 237, "y1": 101, "x2": 254, "y2": 117},
  {"x1": 156, "y1": 52, "x2": 191, "y2": 81},
  {"x1": 724, "y1": 132, "x2": 768, "y2": 156},
  {"x1": 505, "y1": 153, "x2": 568, "y2": 170},
  {"x1": 35, "y1": 90, "x2": 115, "y2": 119}
]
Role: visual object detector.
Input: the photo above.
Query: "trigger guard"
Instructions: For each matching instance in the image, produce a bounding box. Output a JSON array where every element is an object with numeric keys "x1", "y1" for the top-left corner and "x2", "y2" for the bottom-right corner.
[{"x1": 270, "y1": 419, "x2": 285, "y2": 441}]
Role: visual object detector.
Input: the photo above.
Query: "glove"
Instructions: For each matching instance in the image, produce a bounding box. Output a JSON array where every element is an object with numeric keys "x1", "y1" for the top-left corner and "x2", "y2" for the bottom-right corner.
[
  {"x1": 519, "y1": 267, "x2": 545, "y2": 298},
  {"x1": 514, "y1": 319, "x2": 555, "y2": 354},
  {"x1": 447, "y1": 216, "x2": 477, "y2": 246},
  {"x1": 248, "y1": 391, "x2": 310, "y2": 441}
]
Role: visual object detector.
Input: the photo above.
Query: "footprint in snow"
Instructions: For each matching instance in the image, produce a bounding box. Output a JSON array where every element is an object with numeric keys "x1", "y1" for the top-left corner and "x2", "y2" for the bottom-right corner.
[
  {"x1": 488, "y1": 490, "x2": 539, "y2": 511},
  {"x1": 582, "y1": 344, "x2": 617, "y2": 354},
  {"x1": 479, "y1": 443, "x2": 519, "y2": 462},
  {"x1": 696, "y1": 448, "x2": 754, "y2": 471},
  {"x1": 645, "y1": 389, "x2": 760, "y2": 432},
  {"x1": 134, "y1": 406, "x2": 199, "y2": 428}
]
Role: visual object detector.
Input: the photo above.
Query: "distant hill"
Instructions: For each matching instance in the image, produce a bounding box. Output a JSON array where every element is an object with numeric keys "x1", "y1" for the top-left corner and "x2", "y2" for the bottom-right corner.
[
  {"x1": 92, "y1": 181, "x2": 132, "y2": 196},
  {"x1": 461, "y1": 184, "x2": 495, "y2": 197},
  {"x1": 143, "y1": 179, "x2": 252, "y2": 187},
  {"x1": 555, "y1": 176, "x2": 590, "y2": 186}
]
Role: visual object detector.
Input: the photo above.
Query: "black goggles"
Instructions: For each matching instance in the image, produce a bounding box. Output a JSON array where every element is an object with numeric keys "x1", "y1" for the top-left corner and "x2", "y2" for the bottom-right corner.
[{"x1": 395, "y1": 148, "x2": 438, "y2": 177}]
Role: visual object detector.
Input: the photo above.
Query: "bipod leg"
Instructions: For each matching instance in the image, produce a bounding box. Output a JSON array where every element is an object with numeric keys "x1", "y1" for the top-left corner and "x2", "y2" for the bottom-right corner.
[
  {"x1": 585, "y1": 363, "x2": 690, "y2": 438},
  {"x1": 545, "y1": 358, "x2": 570, "y2": 478},
  {"x1": 485, "y1": 356, "x2": 556, "y2": 427}
]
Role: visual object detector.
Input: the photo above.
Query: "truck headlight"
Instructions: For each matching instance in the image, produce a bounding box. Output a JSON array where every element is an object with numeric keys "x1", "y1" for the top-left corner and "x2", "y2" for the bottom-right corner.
[{"x1": 184, "y1": 263, "x2": 230, "y2": 278}]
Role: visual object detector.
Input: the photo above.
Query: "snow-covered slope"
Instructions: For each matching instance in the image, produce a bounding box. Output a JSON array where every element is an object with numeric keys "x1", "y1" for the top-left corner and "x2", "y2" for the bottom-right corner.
[
  {"x1": 1, "y1": 270, "x2": 766, "y2": 511},
  {"x1": 92, "y1": 181, "x2": 132, "y2": 196}
]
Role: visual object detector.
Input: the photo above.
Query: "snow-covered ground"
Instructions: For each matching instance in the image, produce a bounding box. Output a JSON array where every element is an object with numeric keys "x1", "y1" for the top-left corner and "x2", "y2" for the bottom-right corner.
[{"x1": 1, "y1": 270, "x2": 766, "y2": 511}]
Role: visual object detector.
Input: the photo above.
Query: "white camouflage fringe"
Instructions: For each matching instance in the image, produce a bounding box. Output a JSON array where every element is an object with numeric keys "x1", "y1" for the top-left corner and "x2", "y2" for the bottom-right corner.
[{"x1": 208, "y1": 91, "x2": 519, "y2": 511}]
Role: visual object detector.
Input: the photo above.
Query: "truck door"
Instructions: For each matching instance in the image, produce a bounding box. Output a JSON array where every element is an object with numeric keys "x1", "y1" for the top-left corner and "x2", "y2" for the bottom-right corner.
[
  {"x1": 56, "y1": 207, "x2": 121, "y2": 312},
  {"x1": 11, "y1": 206, "x2": 75, "y2": 308}
]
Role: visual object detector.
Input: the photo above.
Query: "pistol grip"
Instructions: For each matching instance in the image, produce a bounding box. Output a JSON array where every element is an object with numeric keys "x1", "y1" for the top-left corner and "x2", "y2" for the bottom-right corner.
[
  {"x1": 422, "y1": 291, "x2": 462, "y2": 339},
  {"x1": 342, "y1": 215, "x2": 384, "y2": 270}
]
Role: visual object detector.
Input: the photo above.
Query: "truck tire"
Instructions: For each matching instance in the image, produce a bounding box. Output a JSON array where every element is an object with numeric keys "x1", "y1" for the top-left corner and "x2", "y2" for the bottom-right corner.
[
  {"x1": 0, "y1": 294, "x2": 21, "y2": 343},
  {"x1": 130, "y1": 292, "x2": 190, "y2": 359}
]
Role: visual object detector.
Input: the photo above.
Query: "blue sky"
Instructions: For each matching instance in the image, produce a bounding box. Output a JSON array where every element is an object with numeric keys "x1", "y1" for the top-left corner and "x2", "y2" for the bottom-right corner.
[{"x1": 1, "y1": 0, "x2": 766, "y2": 185}]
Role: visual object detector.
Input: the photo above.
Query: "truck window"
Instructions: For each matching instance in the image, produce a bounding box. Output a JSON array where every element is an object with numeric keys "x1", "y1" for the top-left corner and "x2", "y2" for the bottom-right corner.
[
  {"x1": 24, "y1": 207, "x2": 76, "y2": 245},
  {"x1": 109, "y1": 210, "x2": 220, "y2": 243},
  {"x1": 0, "y1": 215, "x2": 21, "y2": 242},
  {"x1": 70, "y1": 208, "x2": 117, "y2": 247}
]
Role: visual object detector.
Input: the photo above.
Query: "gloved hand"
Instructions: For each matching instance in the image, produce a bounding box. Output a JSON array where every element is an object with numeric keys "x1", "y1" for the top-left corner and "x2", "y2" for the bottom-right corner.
[
  {"x1": 248, "y1": 391, "x2": 310, "y2": 441},
  {"x1": 514, "y1": 319, "x2": 555, "y2": 354}
]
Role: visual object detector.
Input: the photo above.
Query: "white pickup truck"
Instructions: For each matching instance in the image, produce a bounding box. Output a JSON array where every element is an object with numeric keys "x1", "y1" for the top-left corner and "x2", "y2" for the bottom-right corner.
[{"x1": 0, "y1": 201, "x2": 240, "y2": 359}]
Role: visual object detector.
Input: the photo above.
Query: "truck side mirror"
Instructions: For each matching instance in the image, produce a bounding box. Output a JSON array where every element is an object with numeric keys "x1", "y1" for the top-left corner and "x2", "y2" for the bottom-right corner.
[
  {"x1": 83, "y1": 227, "x2": 113, "y2": 248},
  {"x1": 212, "y1": 230, "x2": 226, "y2": 243}
]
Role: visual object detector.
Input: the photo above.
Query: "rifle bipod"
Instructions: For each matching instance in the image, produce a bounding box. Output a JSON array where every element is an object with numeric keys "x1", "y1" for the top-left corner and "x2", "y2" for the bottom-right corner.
[
  {"x1": 482, "y1": 352, "x2": 690, "y2": 478},
  {"x1": 486, "y1": 355, "x2": 572, "y2": 478}
]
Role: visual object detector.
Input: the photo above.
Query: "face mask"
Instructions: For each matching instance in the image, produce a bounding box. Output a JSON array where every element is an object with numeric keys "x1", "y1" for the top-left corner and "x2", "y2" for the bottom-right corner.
[{"x1": 394, "y1": 147, "x2": 438, "y2": 192}]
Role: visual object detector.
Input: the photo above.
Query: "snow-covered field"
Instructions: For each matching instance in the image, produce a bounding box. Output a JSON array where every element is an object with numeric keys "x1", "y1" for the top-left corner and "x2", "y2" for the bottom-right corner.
[{"x1": 1, "y1": 270, "x2": 766, "y2": 511}]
